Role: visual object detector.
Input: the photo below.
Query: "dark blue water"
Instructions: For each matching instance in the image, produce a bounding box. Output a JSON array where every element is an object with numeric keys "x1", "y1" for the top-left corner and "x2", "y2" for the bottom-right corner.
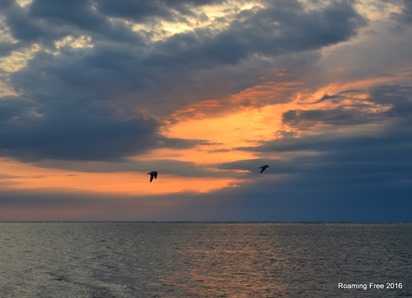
[{"x1": 0, "y1": 223, "x2": 411, "y2": 297}]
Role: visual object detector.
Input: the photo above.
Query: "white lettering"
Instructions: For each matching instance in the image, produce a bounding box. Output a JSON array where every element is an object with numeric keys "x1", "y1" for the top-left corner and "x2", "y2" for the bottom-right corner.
[
  {"x1": 338, "y1": 283, "x2": 368, "y2": 290},
  {"x1": 369, "y1": 283, "x2": 384, "y2": 289}
]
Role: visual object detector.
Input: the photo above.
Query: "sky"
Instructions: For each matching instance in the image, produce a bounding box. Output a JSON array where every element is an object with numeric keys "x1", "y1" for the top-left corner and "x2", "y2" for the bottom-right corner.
[{"x1": 0, "y1": 0, "x2": 411, "y2": 221}]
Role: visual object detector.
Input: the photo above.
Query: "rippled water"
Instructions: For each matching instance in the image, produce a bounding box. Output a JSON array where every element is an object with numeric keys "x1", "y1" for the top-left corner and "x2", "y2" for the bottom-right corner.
[{"x1": 0, "y1": 223, "x2": 411, "y2": 297}]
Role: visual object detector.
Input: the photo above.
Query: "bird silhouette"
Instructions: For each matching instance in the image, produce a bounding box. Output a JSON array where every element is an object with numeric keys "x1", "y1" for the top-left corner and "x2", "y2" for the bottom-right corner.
[
  {"x1": 148, "y1": 171, "x2": 158, "y2": 182},
  {"x1": 259, "y1": 165, "x2": 269, "y2": 173}
]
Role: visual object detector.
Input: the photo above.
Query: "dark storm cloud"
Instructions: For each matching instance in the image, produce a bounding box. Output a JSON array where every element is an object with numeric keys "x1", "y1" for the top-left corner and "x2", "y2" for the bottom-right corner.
[
  {"x1": 1, "y1": 21, "x2": 197, "y2": 162},
  {"x1": 97, "y1": 1, "x2": 173, "y2": 22},
  {"x1": 96, "y1": 0, "x2": 220, "y2": 22},
  {"x1": 4, "y1": 2, "x2": 70, "y2": 44},
  {"x1": 0, "y1": 113, "x2": 158, "y2": 161},
  {"x1": 10, "y1": 44, "x2": 148, "y2": 99},
  {"x1": 0, "y1": 0, "x2": 368, "y2": 162},
  {"x1": 240, "y1": 0, "x2": 366, "y2": 56},
  {"x1": 0, "y1": 0, "x2": 13, "y2": 8},
  {"x1": 154, "y1": 0, "x2": 366, "y2": 67},
  {"x1": 120, "y1": 0, "x2": 367, "y2": 109},
  {"x1": 1, "y1": 0, "x2": 369, "y2": 85},
  {"x1": 28, "y1": 0, "x2": 142, "y2": 42},
  {"x1": 0, "y1": 96, "x2": 32, "y2": 120},
  {"x1": 2, "y1": 82, "x2": 412, "y2": 221},
  {"x1": 3, "y1": 0, "x2": 141, "y2": 47},
  {"x1": 225, "y1": 83, "x2": 412, "y2": 220},
  {"x1": 3, "y1": 0, "x2": 368, "y2": 95},
  {"x1": 369, "y1": 84, "x2": 412, "y2": 116},
  {"x1": 0, "y1": 42, "x2": 18, "y2": 57},
  {"x1": 0, "y1": 98, "x2": 203, "y2": 161},
  {"x1": 282, "y1": 108, "x2": 382, "y2": 127}
]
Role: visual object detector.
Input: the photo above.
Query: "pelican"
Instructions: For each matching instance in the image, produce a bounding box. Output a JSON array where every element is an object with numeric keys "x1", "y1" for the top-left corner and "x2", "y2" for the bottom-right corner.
[
  {"x1": 259, "y1": 165, "x2": 269, "y2": 173},
  {"x1": 148, "y1": 171, "x2": 158, "y2": 182}
]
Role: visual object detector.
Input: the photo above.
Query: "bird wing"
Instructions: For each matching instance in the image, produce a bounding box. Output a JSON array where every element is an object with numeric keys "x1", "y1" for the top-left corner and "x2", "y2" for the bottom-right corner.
[
  {"x1": 149, "y1": 174, "x2": 154, "y2": 182},
  {"x1": 154, "y1": 171, "x2": 157, "y2": 179}
]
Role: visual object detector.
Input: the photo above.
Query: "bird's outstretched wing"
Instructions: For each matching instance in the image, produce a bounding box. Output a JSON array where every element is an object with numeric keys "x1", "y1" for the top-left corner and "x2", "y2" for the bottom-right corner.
[
  {"x1": 259, "y1": 165, "x2": 269, "y2": 173},
  {"x1": 148, "y1": 171, "x2": 158, "y2": 182}
]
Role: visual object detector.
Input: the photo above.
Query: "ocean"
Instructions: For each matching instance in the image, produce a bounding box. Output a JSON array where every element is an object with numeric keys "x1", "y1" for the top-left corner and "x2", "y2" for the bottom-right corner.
[{"x1": 0, "y1": 222, "x2": 410, "y2": 297}]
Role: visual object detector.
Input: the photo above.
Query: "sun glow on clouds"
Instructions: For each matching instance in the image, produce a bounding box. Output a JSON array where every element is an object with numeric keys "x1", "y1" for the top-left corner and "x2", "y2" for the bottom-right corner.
[
  {"x1": 0, "y1": 71, "x2": 398, "y2": 197},
  {"x1": 354, "y1": 1, "x2": 402, "y2": 21},
  {"x1": 0, "y1": 44, "x2": 41, "y2": 73},
  {"x1": 130, "y1": 0, "x2": 265, "y2": 42},
  {"x1": 0, "y1": 36, "x2": 93, "y2": 75},
  {"x1": 54, "y1": 35, "x2": 94, "y2": 50},
  {"x1": 15, "y1": 0, "x2": 32, "y2": 7},
  {"x1": 0, "y1": 158, "x2": 239, "y2": 195},
  {"x1": 2, "y1": 77, "x2": 387, "y2": 198},
  {"x1": 161, "y1": 80, "x2": 305, "y2": 161},
  {"x1": 1, "y1": 0, "x2": 411, "y2": 220}
]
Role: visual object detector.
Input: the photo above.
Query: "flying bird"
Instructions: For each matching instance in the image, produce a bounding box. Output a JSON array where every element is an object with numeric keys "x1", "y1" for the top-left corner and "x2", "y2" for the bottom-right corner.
[
  {"x1": 259, "y1": 165, "x2": 269, "y2": 173},
  {"x1": 148, "y1": 171, "x2": 158, "y2": 183}
]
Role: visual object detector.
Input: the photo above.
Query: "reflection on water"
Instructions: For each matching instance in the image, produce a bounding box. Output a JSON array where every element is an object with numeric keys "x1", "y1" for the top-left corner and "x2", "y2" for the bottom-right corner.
[
  {"x1": 0, "y1": 223, "x2": 411, "y2": 297},
  {"x1": 172, "y1": 224, "x2": 288, "y2": 297}
]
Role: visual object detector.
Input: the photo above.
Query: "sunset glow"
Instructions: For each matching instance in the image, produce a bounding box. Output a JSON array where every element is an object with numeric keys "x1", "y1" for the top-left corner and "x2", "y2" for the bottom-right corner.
[{"x1": 1, "y1": 0, "x2": 411, "y2": 221}]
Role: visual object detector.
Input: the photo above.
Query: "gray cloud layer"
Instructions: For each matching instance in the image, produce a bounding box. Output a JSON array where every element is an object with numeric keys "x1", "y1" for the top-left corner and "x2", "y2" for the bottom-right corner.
[
  {"x1": 0, "y1": 0, "x2": 411, "y2": 220},
  {"x1": 220, "y1": 83, "x2": 412, "y2": 220},
  {"x1": 0, "y1": 0, "x2": 368, "y2": 162}
]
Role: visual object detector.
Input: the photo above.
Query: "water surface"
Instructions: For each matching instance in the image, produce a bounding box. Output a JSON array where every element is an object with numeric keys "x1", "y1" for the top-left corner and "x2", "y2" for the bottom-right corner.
[{"x1": 0, "y1": 223, "x2": 410, "y2": 297}]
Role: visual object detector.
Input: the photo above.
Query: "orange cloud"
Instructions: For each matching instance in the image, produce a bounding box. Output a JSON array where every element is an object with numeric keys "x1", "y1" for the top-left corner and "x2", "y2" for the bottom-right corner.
[
  {"x1": 3, "y1": 77, "x2": 388, "y2": 198},
  {"x1": 0, "y1": 158, "x2": 241, "y2": 196}
]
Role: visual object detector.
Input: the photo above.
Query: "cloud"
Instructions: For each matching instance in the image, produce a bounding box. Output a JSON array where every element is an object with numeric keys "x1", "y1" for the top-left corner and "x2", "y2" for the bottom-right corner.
[
  {"x1": 0, "y1": 174, "x2": 18, "y2": 179},
  {"x1": 226, "y1": 83, "x2": 412, "y2": 218},
  {"x1": 5, "y1": 0, "x2": 368, "y2": 97},
  {"x1": 249, "y1": 83, "x2": 411, "y2": 148},
  {"x1": 370, "y1": 84, "x2": 412, "y2": 116},
  {"x1": 312, "y1": 89, "x2": 364, "y2": 104},
  {"x1": 0, "y1": 1, "x2": 410, "y2": 222},
  {"x1": 1, "y1": 114, "x2": 156, "y2": 161},
  {"x1": 394, "y1": 0, "x2": 412, "y2": 25},
  {"x1": 211, "y1": 175, "x2": 412, "y2": 221},
  {"x1": 96, "y1": 0, "x2": 222, "y2": 22},
  {"x1": 1, "y1": 87, "x2": 411, "y2": 221},
  {"x1": 0, "y1": 42, "x2": 18, "y2": 57},
  {"x1": 3, "y1": 0, "x2": 142, "y2": 47},
  {"x1": 314, "y1": 15, "x2": 412, "y2": 90},
  {"x1": 0, "y1": 108, "x2": 205, "y2": 161},
  {"x1": 4, "y1": 169, "x2": 410, "y2": 221},
  {"x1": 0, "y1": 96, "x2": 32, "y2": 120},
  {"x1": 152, "y1": 0, "x2": 366, "y2": 67},
  {"x1": 0, "y1": 0, "x2": 370, "y2": 163},
  {"x1": 282, "y1": 108, "x2": 382, "y2": 127},
  {"x1": 34, "y1": 158, "x2": 223, "y2": 178}
]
